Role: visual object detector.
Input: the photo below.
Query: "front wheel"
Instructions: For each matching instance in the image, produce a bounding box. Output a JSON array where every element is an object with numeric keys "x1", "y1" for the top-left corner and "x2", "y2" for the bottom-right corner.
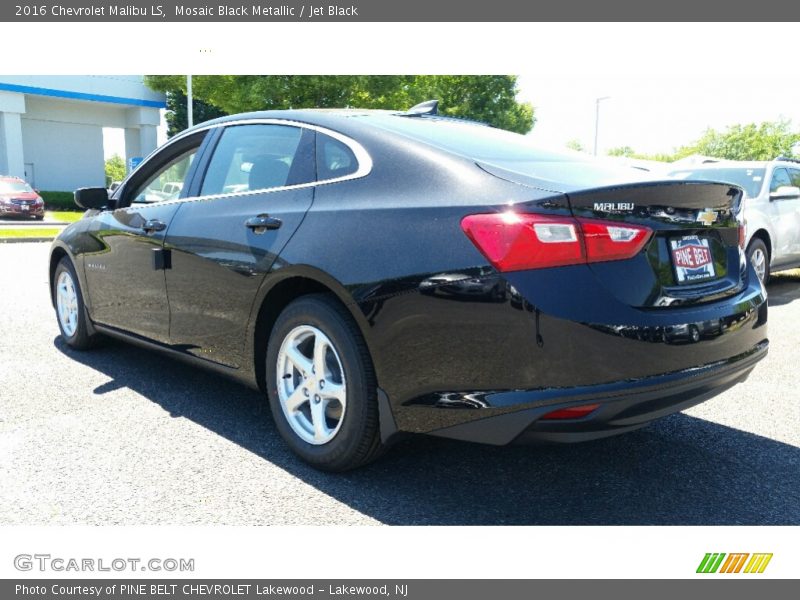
[
  {"x1": 266, "y1": 294, "x2": 384, "y2": 471},
  {"x1": 747, "y1": 238, "x2": 770, "y2": 285},
  {"x1": 53, "y1": 257, "x2": 98, "y2": 350}
]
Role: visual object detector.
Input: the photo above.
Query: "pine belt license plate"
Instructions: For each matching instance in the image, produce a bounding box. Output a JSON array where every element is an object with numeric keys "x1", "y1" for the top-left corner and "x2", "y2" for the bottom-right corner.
[{"x1": 670, "y1": 236, "x2": 715, "y2": 284}]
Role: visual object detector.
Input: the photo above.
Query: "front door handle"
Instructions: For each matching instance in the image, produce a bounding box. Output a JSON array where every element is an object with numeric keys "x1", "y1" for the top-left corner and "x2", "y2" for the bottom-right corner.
[
  {"x1": 245, "y1": 214, "x2": 282, "y2": 231},
  {"x1": 142, "y1": 219, "x2": 167, "y2": 233}
]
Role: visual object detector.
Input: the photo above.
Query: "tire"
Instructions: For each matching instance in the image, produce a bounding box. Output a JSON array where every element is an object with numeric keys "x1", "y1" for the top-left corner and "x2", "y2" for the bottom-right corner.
[
  {"x1": 266, "y1": 294, "x2": 384, "y2": 471},
  {"x1": 33, "y1": 214, "x2": 44, "y2": 221},
  {"x1": 53, "y1": 257, "x2": 98, "y2": 350},
  {"x1": 746, "y1": 238, "x2": 770, "y2": 285}
]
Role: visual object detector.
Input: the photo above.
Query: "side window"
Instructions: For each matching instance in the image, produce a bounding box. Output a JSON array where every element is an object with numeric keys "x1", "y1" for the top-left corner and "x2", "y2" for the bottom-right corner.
[
  {"x1": 131, "y1": 149, "x2": 198, "y2": 204},
  {"x1": 316, "y1": 133, "x2": 358, "y2": 180},
  {"x1": 770, "y1": 168, "x2": 791, "y2": 192},
  {"x1": 200, "y1": 124, "x2": 308, "y2": 196},
  {"x1": 788, "y1": 168, "x2": 800, "y2": 189}
]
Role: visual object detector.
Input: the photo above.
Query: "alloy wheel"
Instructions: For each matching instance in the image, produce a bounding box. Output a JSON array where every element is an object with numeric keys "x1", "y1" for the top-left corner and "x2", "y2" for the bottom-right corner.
[
  {"x1": 56, "y1": 270, "x2": 79, "y2": 337},
  {"x1": 276, "y1": 325, "x2": 347, "y2": 445},
  {"x1": 750, "y1": 247, "x2": 767, "y2": 282}
]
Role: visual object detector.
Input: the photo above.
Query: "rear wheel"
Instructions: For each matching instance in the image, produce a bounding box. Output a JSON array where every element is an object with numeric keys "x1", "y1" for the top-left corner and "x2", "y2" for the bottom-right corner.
[
  {"x1": 266, "y1": 294, "x2": 384, "y2": 471},
  {"x1": 53, "y1": 257, "x2": 98, "y2": 350},
  {"x1": 747, "y1": 238, "x2": 770, "y2": 285}
]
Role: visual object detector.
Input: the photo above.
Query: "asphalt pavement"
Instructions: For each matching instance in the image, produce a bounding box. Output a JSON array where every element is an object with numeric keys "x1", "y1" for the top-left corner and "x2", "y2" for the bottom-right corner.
[{"x1": 1, "y1": 242, "x2": 798, "y2": 525}]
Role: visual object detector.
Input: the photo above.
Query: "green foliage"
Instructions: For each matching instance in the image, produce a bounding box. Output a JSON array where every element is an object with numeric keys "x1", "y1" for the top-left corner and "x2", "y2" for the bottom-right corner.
[
  {"x1": 607, "y1": 120, "x2": 800, "y2": 163},
  {"x1": 104, "y1": 154, "x2": 126, "y2": 186},
  {"x1": 145, "y1": 75, "x2": 535, "y2": 135},
  {"x1": 688, "y1": 120, "x2": 800, "y2": 161},
  {"x1": 164, "y1": 89, "x2": 227, "y2": 137},
  {"x1": 607, "y1": 146, "x2": 636, "y2": 157},
  {"x1": 39, "y1": 191, "x2": 75, "y2": 210},
  {"x1": 565, "y1": 139, "x2": 585, "y2": 152}
]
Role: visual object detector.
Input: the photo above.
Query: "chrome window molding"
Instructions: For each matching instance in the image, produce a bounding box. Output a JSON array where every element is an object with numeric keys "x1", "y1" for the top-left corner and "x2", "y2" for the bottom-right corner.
[{"x1": 120, "y1": 118, "x2": 372, "y2": 209}]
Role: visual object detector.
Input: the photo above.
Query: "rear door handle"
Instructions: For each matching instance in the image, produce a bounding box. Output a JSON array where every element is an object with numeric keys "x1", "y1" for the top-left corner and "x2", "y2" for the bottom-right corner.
[
  {"x1": 245, "y1": 214, "x2": 282, "y2": 231},
  {"x1": 142, "y1": 219, "x2": 167, "y2": 233}
]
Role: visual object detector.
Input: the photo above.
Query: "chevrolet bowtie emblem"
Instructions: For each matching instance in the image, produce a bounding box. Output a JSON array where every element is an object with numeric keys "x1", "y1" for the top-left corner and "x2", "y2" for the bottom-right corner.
[{"x1": 696, "y1": 209, "x2": 718, "y2": 226}]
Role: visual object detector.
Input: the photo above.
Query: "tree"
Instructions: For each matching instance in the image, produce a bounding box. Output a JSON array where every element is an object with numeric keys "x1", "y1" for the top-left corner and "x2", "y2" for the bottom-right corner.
[
  {"x1": 603, "y1": 120, "x2": 800, "y2": 163},
  {"x1": 689, "y1": 120, "x2": 800, "y2": 161},
  {"x1": 565, "y1": 139, "x2": 585, "y2": 152},
  {"x1": 145, "y1": 75, "x2": 535, "y2": 135},
  {"x1": 607, "y1": 146, "x2": 636, "y2": 157},
  {"x1": 164, "y1": 89, "x2": 227, "y2": 137},
  {"x1": 104, "y1": 154, "x2": 126, "y2": 186}
]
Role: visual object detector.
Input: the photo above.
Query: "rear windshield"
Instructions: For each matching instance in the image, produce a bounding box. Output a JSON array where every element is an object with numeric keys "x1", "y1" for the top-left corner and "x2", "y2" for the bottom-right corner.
[
  {"x1": 0, "y1": 180, "x2": 33, "y2": 194},
  {"x1": 366, "y1": 115, "x2": 655, "y2": 190},
  {"x1": 668, "y1": 168, "x2": 765, "y2": 198}
]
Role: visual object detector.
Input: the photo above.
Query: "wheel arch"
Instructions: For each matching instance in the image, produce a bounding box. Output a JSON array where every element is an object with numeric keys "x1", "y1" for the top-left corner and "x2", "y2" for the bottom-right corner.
[
  {"x1": 48, "y1": 243, "x2": 72, "y2": 307},
  {"x1": 749, "y1": 228, "x2": 772, "y2": 262},
  {"x1": 248, "y1": 267, "x2": 375, "y2": 394}
]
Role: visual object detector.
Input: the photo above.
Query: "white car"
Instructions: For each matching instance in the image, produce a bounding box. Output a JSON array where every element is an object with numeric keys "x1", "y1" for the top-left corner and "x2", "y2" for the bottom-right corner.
[{"x1": 669, "y1": 157, "x2": 800, "y2": 283}]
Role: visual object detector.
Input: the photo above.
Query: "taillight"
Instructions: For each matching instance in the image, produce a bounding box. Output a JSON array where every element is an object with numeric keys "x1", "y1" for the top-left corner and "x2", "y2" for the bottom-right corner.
[
  {"x1": 739, "y1": 222, "x2": 746, "y2": 249},
  {"x1": 461, "y1": 212, "x2": 652, "y2": 272}
]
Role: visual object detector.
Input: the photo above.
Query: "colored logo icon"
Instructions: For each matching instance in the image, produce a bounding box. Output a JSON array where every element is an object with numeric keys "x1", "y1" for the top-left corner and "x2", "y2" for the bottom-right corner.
[{"x1": 697, "y1": 553, "x2": 773, "y2": 574}]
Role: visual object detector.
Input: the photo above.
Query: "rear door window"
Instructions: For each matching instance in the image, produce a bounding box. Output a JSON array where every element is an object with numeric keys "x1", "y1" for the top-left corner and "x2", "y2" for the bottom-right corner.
[
  {"x1": 200, "y1": 124, "x2": 313, "y2": 196},
  {"x1": 788, "y1": 168, "x2": 800, "y2": 189}
]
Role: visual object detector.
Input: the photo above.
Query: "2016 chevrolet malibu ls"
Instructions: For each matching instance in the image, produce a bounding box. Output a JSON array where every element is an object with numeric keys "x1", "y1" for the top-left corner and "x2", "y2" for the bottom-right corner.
[{"x1": 49, "y1": 105, "x2": 768, "y2": 471}]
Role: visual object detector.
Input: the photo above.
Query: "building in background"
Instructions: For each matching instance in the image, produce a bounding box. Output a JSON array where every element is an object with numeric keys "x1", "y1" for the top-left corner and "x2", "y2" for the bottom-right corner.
[{"x1": 0, "y1": 75, "x2": 165, "y2": 191}]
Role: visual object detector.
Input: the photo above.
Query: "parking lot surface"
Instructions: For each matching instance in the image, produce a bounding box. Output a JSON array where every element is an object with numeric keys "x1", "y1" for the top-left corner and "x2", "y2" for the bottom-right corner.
[{"x1": 1, "y1": 242, "x2": 798, "y2": 525}]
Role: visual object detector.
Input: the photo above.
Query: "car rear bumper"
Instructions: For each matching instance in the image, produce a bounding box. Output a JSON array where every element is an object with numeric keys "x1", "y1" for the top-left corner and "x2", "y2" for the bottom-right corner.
[
  {"x1": 362, "y1": 259, "x2": 768, "y2": 442},
  {"x1": 418, "y1": 340, "x2": 767, "y2": 445}
]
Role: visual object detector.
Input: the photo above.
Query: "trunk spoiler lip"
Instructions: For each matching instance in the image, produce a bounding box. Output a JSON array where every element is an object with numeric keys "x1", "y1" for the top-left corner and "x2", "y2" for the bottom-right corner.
[{"x1": 476, "y1": 159, "x2": 744, "y2": 203}]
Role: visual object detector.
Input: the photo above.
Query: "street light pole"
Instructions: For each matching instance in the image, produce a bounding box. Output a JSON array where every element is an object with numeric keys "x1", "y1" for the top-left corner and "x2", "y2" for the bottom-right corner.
[
  {"x1": 594, "y1": 96, "x2": 610, "y2": 156},
  {"x1": 187, "y1": 75, "x2": 194, "y2": 129}
]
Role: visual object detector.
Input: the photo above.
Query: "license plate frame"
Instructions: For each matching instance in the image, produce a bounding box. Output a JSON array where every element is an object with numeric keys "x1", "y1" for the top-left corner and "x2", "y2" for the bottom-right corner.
[{"x1": 670, "y1": 236, "x2": 716, "y2": 284}]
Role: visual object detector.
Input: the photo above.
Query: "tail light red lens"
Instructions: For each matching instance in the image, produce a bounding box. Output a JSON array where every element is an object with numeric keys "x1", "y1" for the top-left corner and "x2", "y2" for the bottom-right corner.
[
  {"x1": 540, "y1": 403, "x2": 601, "y2": 420},
  {"x1": 461, "y1": 212, "x2": 652, "y2": 272}
]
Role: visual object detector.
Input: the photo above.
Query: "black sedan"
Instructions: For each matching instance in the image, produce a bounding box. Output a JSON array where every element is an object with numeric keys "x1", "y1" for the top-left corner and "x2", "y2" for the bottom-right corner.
[{"x1": 49, "y1": 104, "x2": 768, "y2": 471}]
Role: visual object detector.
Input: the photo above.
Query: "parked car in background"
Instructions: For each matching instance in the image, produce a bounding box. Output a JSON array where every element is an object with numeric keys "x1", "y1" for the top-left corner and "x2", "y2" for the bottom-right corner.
[
  {"x1": 668, "y1": 157, "x2": 800, "y2": 283},
  {"x1": 0, "y1": 176, "x2": 45, "y2": 220},
  {"x1": 49, "y1": 105, "x2": 767, "y2": 471}
]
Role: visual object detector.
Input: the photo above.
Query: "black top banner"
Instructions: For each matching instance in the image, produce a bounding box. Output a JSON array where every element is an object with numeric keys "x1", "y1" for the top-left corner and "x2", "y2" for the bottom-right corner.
[{"x1": 3, "y1": 0, "x2": 800, "y2": 21}]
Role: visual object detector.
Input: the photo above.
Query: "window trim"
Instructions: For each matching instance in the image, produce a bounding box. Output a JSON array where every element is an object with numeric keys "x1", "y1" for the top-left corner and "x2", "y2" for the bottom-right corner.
[{"x1": 116, "y1": 118, "x2": 372, "y2": 209}]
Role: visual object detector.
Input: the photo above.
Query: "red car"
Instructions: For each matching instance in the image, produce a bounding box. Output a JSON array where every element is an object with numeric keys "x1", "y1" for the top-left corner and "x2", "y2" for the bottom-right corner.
[{"x1": 0, "y1": 176, "x2": 45, "y2": 219}]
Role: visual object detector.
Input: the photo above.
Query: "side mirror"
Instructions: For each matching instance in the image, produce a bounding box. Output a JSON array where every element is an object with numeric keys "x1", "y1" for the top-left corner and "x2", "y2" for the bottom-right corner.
[
  {"x1": 74, "y1": 187, "x2": 109, "y2": 210},
  {"x1": 769, "y1": 185, "x2": 800, "y2": 201}
]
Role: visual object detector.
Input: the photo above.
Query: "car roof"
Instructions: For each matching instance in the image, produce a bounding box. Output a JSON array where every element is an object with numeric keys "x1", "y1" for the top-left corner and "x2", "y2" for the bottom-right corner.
[{"x1": 182, "y1": 108, "x2": 491, "y2": 137}]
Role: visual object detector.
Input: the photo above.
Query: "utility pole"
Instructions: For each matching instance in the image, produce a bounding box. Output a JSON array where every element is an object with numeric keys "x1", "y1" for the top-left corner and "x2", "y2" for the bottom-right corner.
[
  {"x1": 187, "y1": 75, "x2": 194, "y2": 129},
  {"x1": 594, "y1": 96, "x2": 610, "y2": 156}
]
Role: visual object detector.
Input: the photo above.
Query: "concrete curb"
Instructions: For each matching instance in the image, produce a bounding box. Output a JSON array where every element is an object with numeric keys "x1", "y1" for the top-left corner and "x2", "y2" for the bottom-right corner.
[
  {"x1": 0, "y1": 237, "x2": 54, "y2": 244},
  {"x1": 0, "y1": 221, "x2": 67, "y2": 227}
]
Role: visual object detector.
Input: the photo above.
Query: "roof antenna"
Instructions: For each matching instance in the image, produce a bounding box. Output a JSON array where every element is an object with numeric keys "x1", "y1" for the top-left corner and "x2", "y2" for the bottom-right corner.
[{"x1": 407, "y1": 100, "x2": 439, "y2": 115}]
